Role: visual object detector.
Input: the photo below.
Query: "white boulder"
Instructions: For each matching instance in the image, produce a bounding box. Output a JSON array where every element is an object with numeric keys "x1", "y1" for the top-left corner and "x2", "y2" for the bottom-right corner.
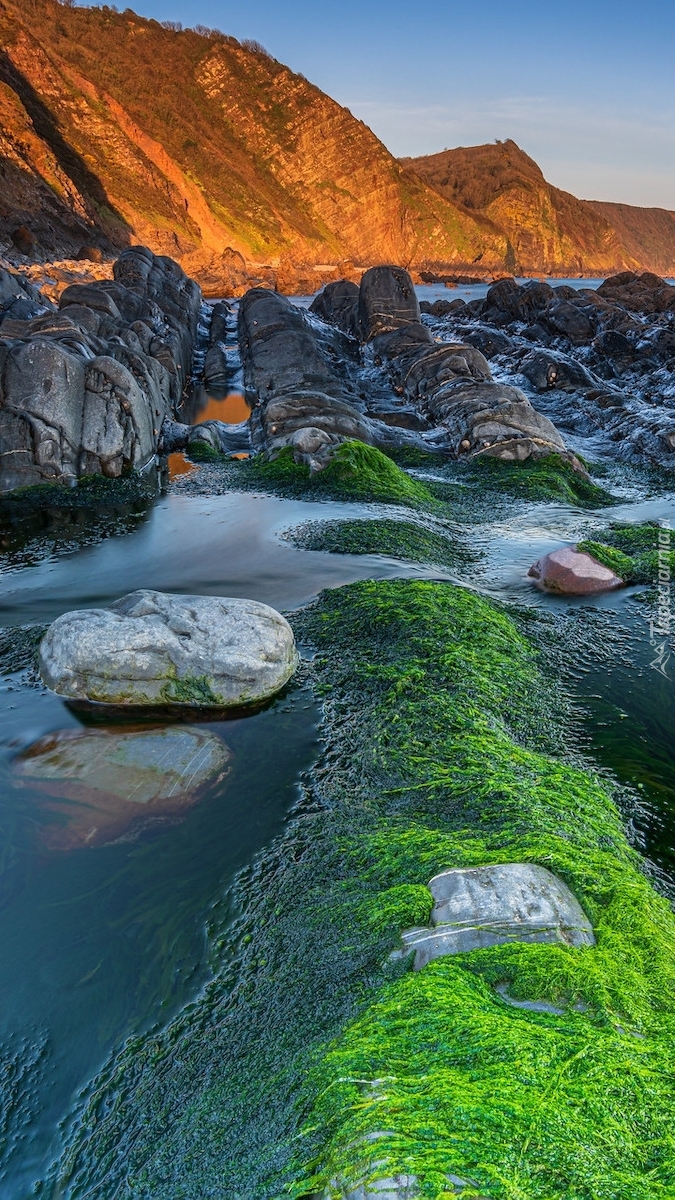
[
  {"x1": 39, "y1": 589, "x2": 298, "y2": 708},
  {"x1": 401, "y1": 863, "x2": 595, "y2": 969}
]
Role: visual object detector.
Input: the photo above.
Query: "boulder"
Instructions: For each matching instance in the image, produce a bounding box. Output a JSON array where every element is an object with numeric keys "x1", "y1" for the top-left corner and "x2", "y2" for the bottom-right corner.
[
  {"x1": 310, "y1": 280, "x2": 360, "y2": 336},
  {"x1": 357, "y1": 265, "x2": 421, "y2": 340},
  {"x1": 13, "y1": 725, "x2": 230, "y2": 850},
  {"x1": 541, "y1": 299, "x2": 595, "y2": 345},
  {"x1": 400, "y1": 863, "x2": 595, "y2": 969},
  {"x1": 0, "y1": 249, "x2": 203, "y2": 493},
  {"x1": 39, "y1": 589, "x2": 298, "y2": 709},
  {"x1": 528, "y1": 546, "x2": 625, "y2": 594}
]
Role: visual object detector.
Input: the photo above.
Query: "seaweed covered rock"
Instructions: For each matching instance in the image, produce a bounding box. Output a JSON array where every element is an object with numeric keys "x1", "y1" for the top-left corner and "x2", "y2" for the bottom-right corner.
[
  {"x1": 528, "y1": 545, "x2": 625, "y2": 594},
  {"x1": 400, "y1": 863, "x2": 595, "y2": 969},
  {"x1": 39, "y1": 589, "x2": 298, "y2": 709},
  {"x1": 0, "y1": 248, "x2": 202, "y2": 492}
]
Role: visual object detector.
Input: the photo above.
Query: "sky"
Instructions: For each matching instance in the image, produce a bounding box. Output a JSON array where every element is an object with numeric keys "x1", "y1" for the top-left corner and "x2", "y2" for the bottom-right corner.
[{"x1": 84, "y1": 0, "x2": 675, "y2": 208}]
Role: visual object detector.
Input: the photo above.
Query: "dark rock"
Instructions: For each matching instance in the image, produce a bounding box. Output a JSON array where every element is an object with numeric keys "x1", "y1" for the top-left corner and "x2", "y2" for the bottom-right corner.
[
  {"x1": 353, "y1": 267, "x2": 570, "y2": 463},
  {"x1": 1, "y1": 250, "x2": 202, "y2": 492},
  {"x1": 462, "y1": 326, "x2": 514, "y2": 357},
  {"x1": 521, "y1": 322, "x2": 553, "y2": 345},
  {"x1": 541, "y1": 299, "x2": 595, "y2": 345},
  {"x1": 592, "y1": 329, "x2": 633, "y2": 361},
  {"x1": 520, "y1": 349, "x2": 600, "y2": 393},
  {"x1": 310, "y1": 280, "x2": 359, "y2": 336},
  {"x1": 357, "y1": 265, "x2": 420, "y2": 340},
  {"x1": 239, "y1": 286, "x2": 427, "y2": 467},
  {"x1": 597, "y1": 270, "x2": 675, "y2": 315}
]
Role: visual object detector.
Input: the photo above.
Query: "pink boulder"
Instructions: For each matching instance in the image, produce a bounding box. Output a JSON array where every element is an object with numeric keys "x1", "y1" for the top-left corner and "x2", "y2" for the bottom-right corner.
[{"x1": 528, "y1": 545, "x2": 624, "y2": 595}]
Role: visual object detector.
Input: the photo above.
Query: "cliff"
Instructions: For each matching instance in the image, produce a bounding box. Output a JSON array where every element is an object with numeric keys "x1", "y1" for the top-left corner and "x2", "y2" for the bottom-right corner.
[
  {"x1": 403, "y1": 140, "x2": 675, "y2": 276},
  {"x1": 0, "y1": 0, "x2": 507, "y2": 286}
]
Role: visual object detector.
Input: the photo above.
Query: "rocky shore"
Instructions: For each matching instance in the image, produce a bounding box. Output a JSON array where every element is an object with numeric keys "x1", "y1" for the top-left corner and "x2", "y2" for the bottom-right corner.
[{"x1": 1, "y1": 252, "x2": 675, "y2": 1198}]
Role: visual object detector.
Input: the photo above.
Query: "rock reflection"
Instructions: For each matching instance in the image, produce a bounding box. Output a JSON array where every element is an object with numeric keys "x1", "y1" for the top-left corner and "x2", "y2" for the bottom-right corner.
[{"x1": 13, "y1": 724, "x2": 230, "y2": 850}]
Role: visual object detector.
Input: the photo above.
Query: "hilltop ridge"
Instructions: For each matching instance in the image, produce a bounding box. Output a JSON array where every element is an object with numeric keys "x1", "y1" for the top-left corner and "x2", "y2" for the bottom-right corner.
[{"x1": 0, "y1": 2, "x2": 674, "y2": 288}]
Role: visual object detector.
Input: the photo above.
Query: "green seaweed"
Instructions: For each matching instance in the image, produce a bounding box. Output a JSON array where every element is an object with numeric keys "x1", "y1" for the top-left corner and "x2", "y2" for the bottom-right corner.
[
  {"x1": 461, "y1": 453, "x2": 615, "y2": 508},
  {"x1": 578, "y1": 522, "x2": 675, "y2": 584},
  {"x1": 287, "y1": 517, "x2": 476, "y2": 570},
  {"x1": 186, "y1": 440, "x2": 224, "y2": 462},
  {"x1": 54, "y1": 580, "x2": 675, "y2": 1200},
  {"x1": 252, "y1": 442, "x2": 438, "y2": 507}
]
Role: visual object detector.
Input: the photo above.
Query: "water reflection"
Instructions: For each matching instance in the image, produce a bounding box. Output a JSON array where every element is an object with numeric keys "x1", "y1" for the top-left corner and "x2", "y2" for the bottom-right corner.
[
  {"x1": 12, "y1": 724, "x2": 231, "y2": 851},
  {"x1": 180, "y1": 386, "x2": 251, "y2": 426}
]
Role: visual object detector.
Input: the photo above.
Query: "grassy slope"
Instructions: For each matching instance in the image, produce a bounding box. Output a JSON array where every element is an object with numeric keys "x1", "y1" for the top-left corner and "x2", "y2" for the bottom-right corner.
[
  {"x1": 403, "y1": 139, "x2": 675, "y2": 275},
  {"x1": 0, "y1": 0, "x2": 505, "y2": 267}
]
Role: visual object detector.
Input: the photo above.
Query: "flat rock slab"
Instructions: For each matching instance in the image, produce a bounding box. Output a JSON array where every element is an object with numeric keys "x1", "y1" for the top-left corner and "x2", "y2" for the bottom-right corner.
[
  {"x1": 401, "y1": 863, "x2": 594, "y2": 969},
  {"x1": 13, "y1": 724, "x2": 230, "y2": 849},
  {"x1": 39, "y1": 589, "x2": 298, "y2": 709},
  {"x1": 529, "y1": 546, "x2": 624, "y2": 595}
]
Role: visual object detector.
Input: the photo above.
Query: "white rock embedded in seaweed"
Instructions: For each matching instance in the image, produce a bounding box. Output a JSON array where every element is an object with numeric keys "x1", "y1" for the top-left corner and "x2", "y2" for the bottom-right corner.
[
  {"x1": 13, "y1": 724, "x2": 230, "y2": 849},
  {"x1": 38, "y1": 589, "x2": 298, "y2": 708},
  {"x1": 400, "y1": 863, "x2": 595, "y2": 969}
]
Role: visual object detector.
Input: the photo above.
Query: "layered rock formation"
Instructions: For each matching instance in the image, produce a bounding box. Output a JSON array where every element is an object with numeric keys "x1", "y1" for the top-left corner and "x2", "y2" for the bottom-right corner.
[
  {"x1": 2, "y1": 3, "x2": 673, "y2": 287},
  {"x1": 0, "y1": 0, "x2": 506, "y2": 283},
  {"x1": 0, "y1": 246, "x2": 201, "y2": 491},
  {"x1": 238, "y1": 287, "x2": 427, "y2": 468},
  {"x1": 434, "y1": 272, "x2": 675, "y2": 470},
  {"x1": 317, "y1": 265, "x2": 575, "y2": 466}
]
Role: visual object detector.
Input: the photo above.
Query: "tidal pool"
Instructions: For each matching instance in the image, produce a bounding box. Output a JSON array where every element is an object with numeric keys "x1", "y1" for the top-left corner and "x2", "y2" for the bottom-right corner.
[{"x1": 1, "y1": 473, "x2": 674, "y2": 1195}]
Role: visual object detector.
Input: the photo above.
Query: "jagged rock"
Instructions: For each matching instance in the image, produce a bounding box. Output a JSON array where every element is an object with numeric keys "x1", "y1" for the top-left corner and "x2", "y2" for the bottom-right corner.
[
  {"x1": 239, "y1": 287, "x2": 428, "y2": 463},
  {"x1": 520, "y1": 349, "x2": 601, "y2": 393},
  {"x1": 352, "y1": 267, "x2": 571, "y2": 464},
  {"x1": 13, "y1": 725, "x2": 230, "y2": 850},
  {"x1": 400, "y1": 863, "x2": 595, "y2": 968},
  {"x1": 357, "y1": 265, "x2": 421, "y2": 339},
  {"x1": 541, "y1": 299, "x2": 595, "y2": 345},
  {"x1": 39, "y1": 589, "x2": 298, "y2": 709},
  {"x1": 528, "y1": 546, "x2": 625, "y2": 594},
  {"x1": 461, "y1": 326, "x2": 514, "y2": 358},
  {"x1": 0, "y1": 249, "x2": 202, "y2": 492},
  {"x1": 597, "y1": 271, "x2": 675, "y2": 315}
]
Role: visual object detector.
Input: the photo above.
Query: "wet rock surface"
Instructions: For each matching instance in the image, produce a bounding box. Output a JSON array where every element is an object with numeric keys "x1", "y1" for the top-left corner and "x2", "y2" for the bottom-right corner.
[
  {"x1": 415, "y1": 271, "x2": 675, "y2": 472},
  {"x1": 12, "y1": 724, "x2": 230, "y2": 850},
  {"x1": 400, "y1": 863, "x2": 595, "y2": 969},
  {"x1": 0, "y1": 248, "x2": 201, "y2": 492},
  {"x1": 529, "y1": 545, "x2": 625, "y2": 594},
  {"x1": 238, "y1": 287, "x2": 427, "y2": 468},
  {"x1": 316, "y1": 266, "x2": 580, "y2": 466},
  {"x1": 39, "y1": 589, "x2": 298, "y2": 709}
]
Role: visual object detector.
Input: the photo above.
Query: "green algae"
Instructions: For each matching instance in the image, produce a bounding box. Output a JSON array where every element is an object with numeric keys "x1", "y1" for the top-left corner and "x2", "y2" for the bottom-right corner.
[
  {"x1": 459, "y1": 453, "x2": 615, "y2": 508},
  {"x1": 186, "y1": 439, "x2": 223, "y2": 462},
  {"x1": 292, "y1": 581, "x2": 675, "y2": 1198},
  {"x1": 287, "y1": 517, "x2": 475, "y2": 571},
  {"x1": 252, "y1": 442, "x2": 437, "y2": 507},
  {"x1": 54, "y1": 580, "x2": 675, "y2": 1200},
  {"x1": 578, "y1": 522, "x2": 675, "y2": 584},
  {"x1": 160, "y1": 674, "x2": 222, "y2": 707}
]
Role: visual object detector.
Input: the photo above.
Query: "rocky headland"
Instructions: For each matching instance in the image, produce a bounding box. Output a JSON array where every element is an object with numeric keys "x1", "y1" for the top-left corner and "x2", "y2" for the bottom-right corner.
[{"x1": 1, "y1": 0, "x2": 675, "y2": 295}]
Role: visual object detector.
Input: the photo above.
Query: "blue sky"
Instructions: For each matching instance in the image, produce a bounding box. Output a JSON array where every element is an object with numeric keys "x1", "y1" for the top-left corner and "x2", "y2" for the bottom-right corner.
[{"x1": 87, "y1": 0, "x2": 674, "y2": 208}]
